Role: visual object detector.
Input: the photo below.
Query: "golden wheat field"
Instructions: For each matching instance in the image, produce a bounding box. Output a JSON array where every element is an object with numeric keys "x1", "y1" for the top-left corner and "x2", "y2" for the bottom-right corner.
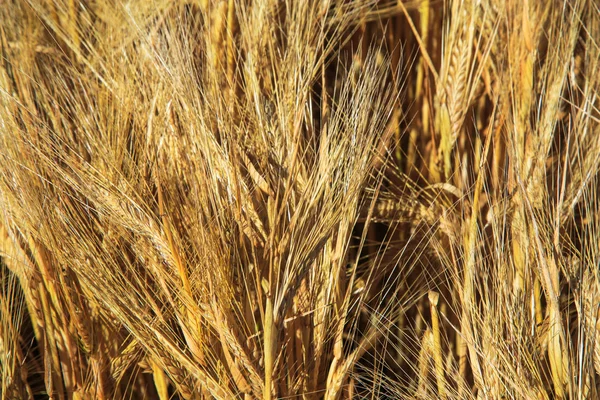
[{"x1": 1, "y1": 0, "x2": 599, "y2": 399}]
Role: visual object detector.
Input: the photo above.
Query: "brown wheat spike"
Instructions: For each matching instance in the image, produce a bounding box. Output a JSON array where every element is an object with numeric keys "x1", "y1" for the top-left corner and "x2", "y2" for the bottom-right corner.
[{"x1": 1, "y1": 0, "x2": 600, "y2": 399}]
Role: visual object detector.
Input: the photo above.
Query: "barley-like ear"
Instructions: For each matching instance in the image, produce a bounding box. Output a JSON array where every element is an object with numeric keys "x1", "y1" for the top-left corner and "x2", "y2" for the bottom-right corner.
[{"x1": 1, "y1": 0, "x2": 599, "y2": 398}]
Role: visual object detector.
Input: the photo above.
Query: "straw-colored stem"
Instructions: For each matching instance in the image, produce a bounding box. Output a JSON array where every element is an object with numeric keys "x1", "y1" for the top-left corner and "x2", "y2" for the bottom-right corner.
[
  {"x1": 263, "y1": 278, "x2": 276, "y2": 400},
  {"x1": 429, "y1": 291, "x2": 446, "y2": 399}
]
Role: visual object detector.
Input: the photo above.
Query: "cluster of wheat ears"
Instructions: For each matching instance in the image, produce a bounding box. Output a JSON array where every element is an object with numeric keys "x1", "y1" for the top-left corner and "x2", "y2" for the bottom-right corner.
[{"x1": 1, "y1": 0, "x2": 599, "y2": 399}]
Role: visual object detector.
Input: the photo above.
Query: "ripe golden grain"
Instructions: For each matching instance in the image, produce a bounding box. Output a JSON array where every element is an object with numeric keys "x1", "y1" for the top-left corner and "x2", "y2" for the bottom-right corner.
[{"x1": 1, "y1": 0, "x2": 599, "y2": 399}]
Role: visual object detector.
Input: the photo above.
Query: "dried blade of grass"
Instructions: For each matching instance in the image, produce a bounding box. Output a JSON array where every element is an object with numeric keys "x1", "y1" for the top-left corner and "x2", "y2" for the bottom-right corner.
[{"x1": 151, "y1": 360, "x2": 169, "y2": 400}]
